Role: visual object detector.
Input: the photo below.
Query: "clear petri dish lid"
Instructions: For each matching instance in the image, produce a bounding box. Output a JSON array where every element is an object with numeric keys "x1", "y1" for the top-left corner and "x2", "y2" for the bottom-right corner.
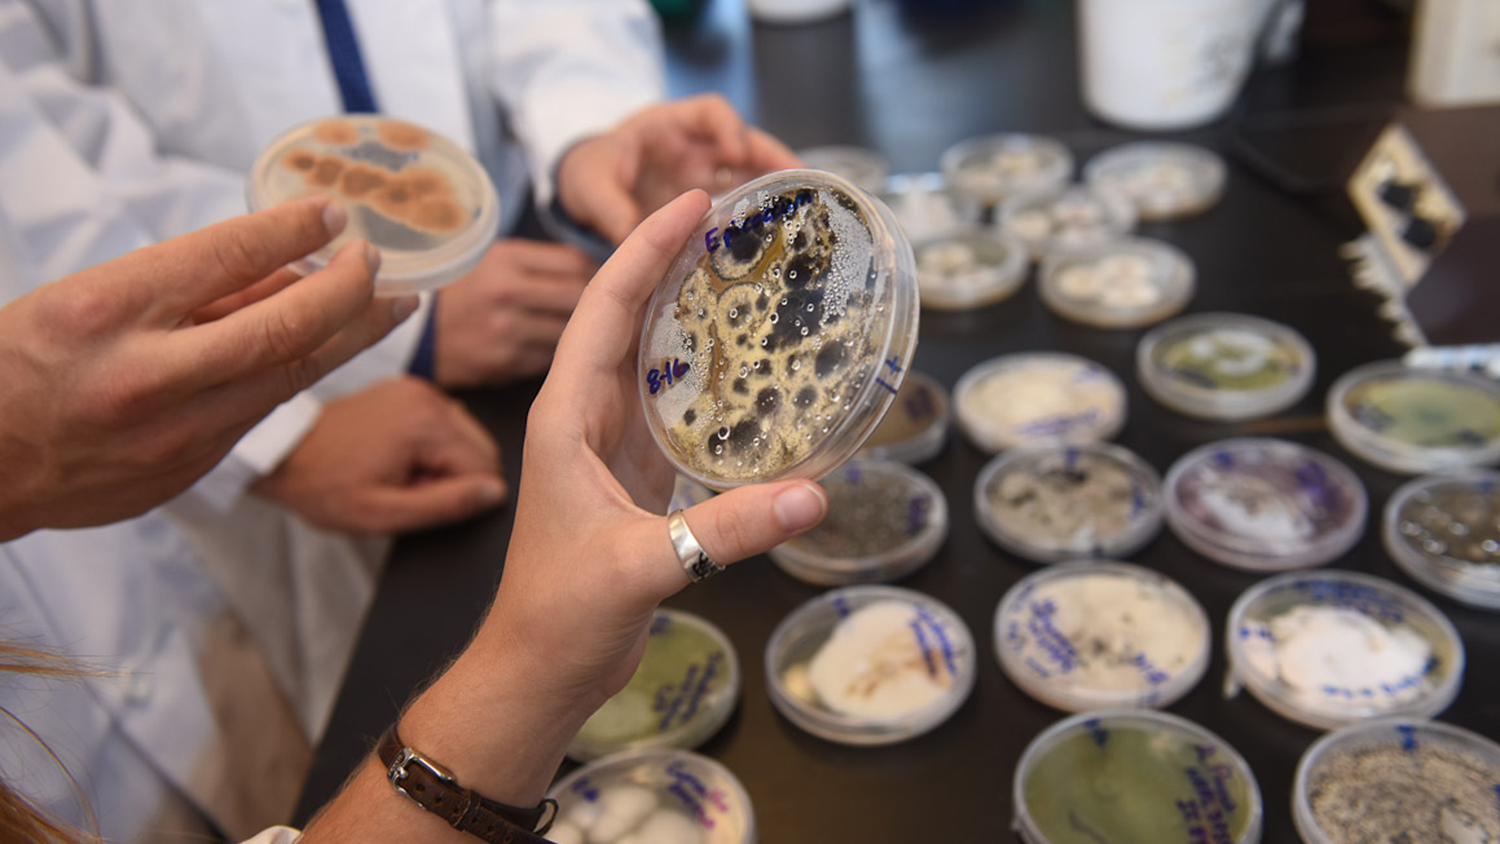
[
  {"x1": 569, "y1": 609, "x2": 740, "y2": 762},
  {"x1": 246, "y1": 115, "x2": 500, "y2": 294},
  {"x1": 1224, "y1": 569, "x2": 1465, "y2": 731},
  {"x1": 858, "y1": 370, "x2": 950, "y2": 465},
  {"x1": 1164, "y1": 438, "x2": 1368, "y2": 572},
  {"x1": 769, "y1": 460, "x2": 948, "y2": 586},
  {"x1": 1014, "y1": 709, "x2": 1263, "y2": 844},
  {"x1": 1138, "y1": 313, "x2": 1315, "y2": 421},
  {"x1": 975, "y1": 442, "x2": 1164, "y2": 564},
  {"x1": 914, "y1": 227, "x2": 1029, "y2": 311},
  {"x1": 1083, "y1": 142, "x2": 1227, "y2": 221},
  {"x1": 939, "y1": 133, "x2": 1074, "y2": 210},
  {"x1": 547, "y1": 747, "x2": 755, "y2": 844},
  {"x1": 1039, "y1": 236, "x2": 1194, "y2": 330},
  {"x1": 764, "y1": 585, "x2": 975, "y2": 746},
  {"x1": 953, "y1": 353, "x2": 1128, "y2": 454},
  {"x1": 797, "y1": 145, "x2": 890, "y2": 195},
  {"x1": 998, "y1": 184, "x2": 1137, "y2": 260},
  {"x1": 1327, "y1": 360, "x2": 1500, "y2": 475},
  {"x1": 994, "y1": 561, "x2": 1210, "y2": 712},
  {"x1": 637, "y1": 169, "x2": 920, "y2": 491},
  {"x1": 1292, "y1": 718, "x2": 1500, "y2": 844},
  {"x1": 1383, "y1": 469, "x2": 1500, "y2": 611},
  {"x1": 877, "y1": 172, "x2": 970, "y2": 242}
]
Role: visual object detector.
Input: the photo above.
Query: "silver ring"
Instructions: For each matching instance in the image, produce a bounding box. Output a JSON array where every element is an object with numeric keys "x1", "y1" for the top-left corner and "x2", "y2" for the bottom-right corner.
[{"x1": 667, "y1": 509, "x2": 724, "y2": 583}]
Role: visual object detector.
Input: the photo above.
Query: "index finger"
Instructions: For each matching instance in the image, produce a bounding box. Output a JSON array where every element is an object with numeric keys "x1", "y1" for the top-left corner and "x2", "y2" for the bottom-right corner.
[
  {"x1": 129, "y1": 195, "x2": 350, "y2": 320},
  {"x1": 678, "y1": 95, "x2": 750, "y2": 169}
]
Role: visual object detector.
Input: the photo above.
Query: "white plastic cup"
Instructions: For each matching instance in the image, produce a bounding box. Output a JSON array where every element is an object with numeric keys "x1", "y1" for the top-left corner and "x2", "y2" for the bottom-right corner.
[
  {"x1": 1077, "y1": 0, "x2": 1274, "y2": 131},
  {"x1": 748, "y1": 0, "x2": 852, "y2": 24}
]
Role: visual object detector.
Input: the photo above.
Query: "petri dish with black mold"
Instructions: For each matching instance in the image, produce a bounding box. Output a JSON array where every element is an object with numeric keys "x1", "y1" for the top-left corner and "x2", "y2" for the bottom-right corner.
[
  {"x1": 1083, "y1": 142, "x2": 1227, "y2": 221},
  {"x1": 975, "y1": 442, "x2": 1164, "y2": 564},
  {"x1": 1164, "y1": 438, "x2": 1367, "y2": 572},
  {"x1": 914, "y1": 228, "x2": 1029, "y2": 311},
  {"x1": 637, "y1": 170, "x2": 919, "y2": 490},
  {"x1": 857, "y1": 370, "x2": 949, "y2": 465},
  {"x1": 547, "y1": 748, "x2": 755, "y2": 844},
  {"x1": 768, "y1": 460, "x2": 948, "y2": 586},
  {"x1": 1383, "y1": 470, "x2": 1500, "y2": 610},
  {"x1": 247, "y1": 115, "x2": 500, "y2": 294},
  {"x1": 1137, "y1": 312, "x2": 1315, "y2": 421},
  {"x1": 998, "y1": 184, "x2": 1137, "y2": 260},
  {"x1": 939, "y1": 133, "x2": 1074, "y2": 218},
  {"x1": 1014, "y1": 709, "x2": 1263, "y2": 844},
  {"x1": 953, "y1": 353, "x2": 1127, "y2": 454},
  {"x1": 1327, "y1": 361, "x2": 1500, "y2": 475},
  {"x1": 1039, "y1": 237, "x2": 1194, "y2": 330}
]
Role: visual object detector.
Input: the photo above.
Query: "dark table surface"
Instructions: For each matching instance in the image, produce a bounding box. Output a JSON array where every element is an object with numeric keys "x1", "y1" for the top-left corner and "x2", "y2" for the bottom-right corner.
[{"x1": 296, "y1": 2, "x2": 1500, "y2": 841}]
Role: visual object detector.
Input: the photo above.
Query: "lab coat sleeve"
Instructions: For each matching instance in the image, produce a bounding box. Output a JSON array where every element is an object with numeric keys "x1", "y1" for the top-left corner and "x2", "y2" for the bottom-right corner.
[
  {"x1": 486, "y1": 0, "x2": 668, "y2": 208},
  {"x1": 0, "y1": 2, "x2": 328, "y2": 511}
]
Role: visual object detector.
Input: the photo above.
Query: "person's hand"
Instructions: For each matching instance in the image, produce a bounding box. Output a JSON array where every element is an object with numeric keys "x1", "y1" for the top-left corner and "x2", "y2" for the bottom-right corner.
[
  {"x1": 433, "y1": 238, "x2": 596, "y2": 388},
  {"x1": 250, "y1": 376, "x2": 506, "y2": 534},
  {"x1": 0, "y1": 196, "x2": 413, "y2": 542},
  {"x1": 555, "y1": 93, "x2": 801, "y2": 245}
]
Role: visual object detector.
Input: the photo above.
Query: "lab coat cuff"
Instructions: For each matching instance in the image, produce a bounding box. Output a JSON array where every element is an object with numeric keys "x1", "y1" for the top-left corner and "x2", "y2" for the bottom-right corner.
[{"x1": 188, "y1": 392, "x2": 324, "y2": 512}]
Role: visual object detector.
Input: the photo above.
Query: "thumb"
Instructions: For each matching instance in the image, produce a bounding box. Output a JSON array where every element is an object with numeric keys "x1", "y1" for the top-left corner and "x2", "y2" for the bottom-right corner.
[
  {"x1": 359, "y1": 474, "x2": 508, "y2": 534},
  {"x1": 674, "y1": 479, "x2": 827, "y2": 568}
]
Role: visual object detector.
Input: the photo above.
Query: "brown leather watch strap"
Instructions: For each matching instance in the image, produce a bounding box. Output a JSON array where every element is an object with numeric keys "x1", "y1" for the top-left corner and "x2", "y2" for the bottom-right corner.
[{"x1": 376, "y1": 725, "x2": 558, "y2": 844}]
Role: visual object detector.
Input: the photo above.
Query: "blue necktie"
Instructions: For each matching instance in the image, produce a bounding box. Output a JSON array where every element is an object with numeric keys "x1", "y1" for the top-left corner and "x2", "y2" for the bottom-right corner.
[{"x1": 314, "y1": 0, "x2": 379, "y2": 113}]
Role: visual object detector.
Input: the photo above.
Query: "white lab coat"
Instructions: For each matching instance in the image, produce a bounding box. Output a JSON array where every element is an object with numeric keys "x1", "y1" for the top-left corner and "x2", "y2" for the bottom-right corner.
[{"x1": 0, "y1": 1, "x2": 665, "y2": 842}]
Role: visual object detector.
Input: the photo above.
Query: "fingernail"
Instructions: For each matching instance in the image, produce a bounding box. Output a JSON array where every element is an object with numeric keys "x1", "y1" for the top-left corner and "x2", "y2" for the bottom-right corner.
[
  {"x1": 364, "y1": 241, "x2": 383, "y2": 275},
  {"x1": 478, "y1": 479, "x2": 507, "y2": 506},
  {"x1": 773, "y1": 482, "x2": 826, "y2": 533},
  {"x1": 390, "y1": 295, "x2": 419, "y2": 323},
  {"x1": 322, "y1": 200, "x2": 348, "y2": 236}
]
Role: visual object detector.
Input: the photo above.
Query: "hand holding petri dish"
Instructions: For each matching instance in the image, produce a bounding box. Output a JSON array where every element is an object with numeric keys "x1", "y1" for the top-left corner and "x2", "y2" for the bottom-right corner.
[
  {"x1": 247, "y1": 115, "x2": 500, "y2": 294},
  {"x1": 637, "y1": 170, "x2": 919, "y2": 490}
]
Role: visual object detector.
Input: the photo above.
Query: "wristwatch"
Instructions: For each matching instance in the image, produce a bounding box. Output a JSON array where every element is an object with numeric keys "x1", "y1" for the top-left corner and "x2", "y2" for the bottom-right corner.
[{"x1": 377, "y1": 725, "x2": 558, "y2": 844}]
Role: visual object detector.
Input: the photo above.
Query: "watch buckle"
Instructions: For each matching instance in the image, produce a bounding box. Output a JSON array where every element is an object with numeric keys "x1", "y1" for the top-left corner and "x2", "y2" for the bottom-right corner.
[{"x1": 387, "y1": 745, "x2": 457, "y2": 803}]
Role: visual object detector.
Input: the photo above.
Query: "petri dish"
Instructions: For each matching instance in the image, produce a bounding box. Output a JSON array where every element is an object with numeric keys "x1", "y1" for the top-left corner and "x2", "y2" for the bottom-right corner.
[
  {"x1": 994, "y1": 561, "x2": 1211, "y2": 712},
  {"x1": 914, "y1": 228, "x2": 1029, "y2": 311},
  {"x1": 765, "y1": 585, "x2": 975, "y2": 746},
  {"x1": 953, "y1": 353, "x2": 1128, "y2": 454},
  {"x1": 1327, "y1": 360, "x2": 1500, "y2": 475},
  {"x1": 1137, "y1": 313, "x2": 1316, "y2": 421},
  {"x1": 857, "y1": 370, "x2": 949, "y2": 464},
  {"x1": 1164, "y1": 438, "x2": 1367, "y2": 572},
  {"x1": 1383, "y1": 470, "x2": 1500, "y2": 610},
  {"x1": 1292, "y1": 718, "x2": 1500, "y2": 844},
  {"x1": 877, "y1": 172, "x2": 969, "y2": 242},
  {"x1": 939, "y1": 133, "x2": 1074, "y2": 216},
  {"x1": 797, "y1": 145, "x2": 890, "y2": 195},
  {"x1": 246, "y1": 115, "x2": 500, "y2": 294},
  {"x1": 637, "y1": 170, "x2": 920, "y2": 490},
  {"x1": 975, "y1": 443, "x2": 1163, "y2": 564},
  {"x1": 769, "y1": 460, "x2": 948, "y2": 586},
  {"x1": 998, "y1": 184, "x2": 1137, "y2": 260},
  {"x1": 1225, "y1": 570, "x2": 1465, "y2": 731},
  {"x1": 1014, "y1": 709, "x2": 1263, "y2": 844},
  {"x1": 547, "y1": 748, "x2": 755, "y2": 844},
  {"x1": 1083, "y1": 142, "x2": 1227, "y2": 221},
  {"x1": 1039, "y1": 237, "x2": 1194, "y2": 330},
  {"x1": 569, "y1": 609, "x2": 740, "y2": 762}
]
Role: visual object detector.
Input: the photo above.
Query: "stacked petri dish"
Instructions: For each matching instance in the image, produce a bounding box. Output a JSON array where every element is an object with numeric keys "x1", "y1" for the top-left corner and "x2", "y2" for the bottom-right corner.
[
  {"x1": 993, "y1": 561, "x2": 1211, "y2": 711},
  {"x1": 1014, "y1": 709, "x2": 1263, "y2": 844},
  {"x1": 953, "y1": 353, "x2": 1128, "y2": 454},
  {"x1": 765, "y1": 585, "x2": 975, "y2": 745},
  {"x1": 939, "y1": 133, "x2": 1074, "y2": 218},
  {"x1": 1083, "y1": 141, "x2": 1227, "y2": 221},
  {"x1": 547, "y1": 748, "x2": 756, "y2": 844},
  {"x1": 974, "y1": 442, "x2": 1163, "y2": 564},
  {"x1": 913, "y1": 228, "x2": 1029, "y2": 310},
  {"x1": 877, "y1": 172, "x2": 968, "y2": 242},
  {"x1": 247, "y1": 114, "x2": 500, "y2": 294},
  {"x1": 857, "y1": 370, "x2": 950, "y2": 464},
  {"x1": 637, "y1": 170, "x2": 919, "y2": 489},
  {"x1": 569, "y1": 609, "x2": 740, "y2": 762},
  {"x1": 998, "y1": 184, "x2": 1137, "y2": 260},
  {"x1": 1039, "y1": 237, "x2": 1195, "y2": 330},
  {"x1": 1383, "y1": 470, "x2": 1500, "y2": 610},
  {"x1": 1327, "y1": 361, "x2": 1500, "y2": 475},
  {"x1": 1164, "y1": 438, "x2": 1367, "y2": 572},
  {"x1": 797, "y1": 145, "x2": 890, "y2": 195},
  {"x1": 1137, "y1": 313, "x2": 1315, "y2": 420},
  {"x1": 769, "y1": 460, "x2": 948, "y2": 586},
  {"x1": 1224, "y1": 570, "x2": 1464, "y2": 730}
]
